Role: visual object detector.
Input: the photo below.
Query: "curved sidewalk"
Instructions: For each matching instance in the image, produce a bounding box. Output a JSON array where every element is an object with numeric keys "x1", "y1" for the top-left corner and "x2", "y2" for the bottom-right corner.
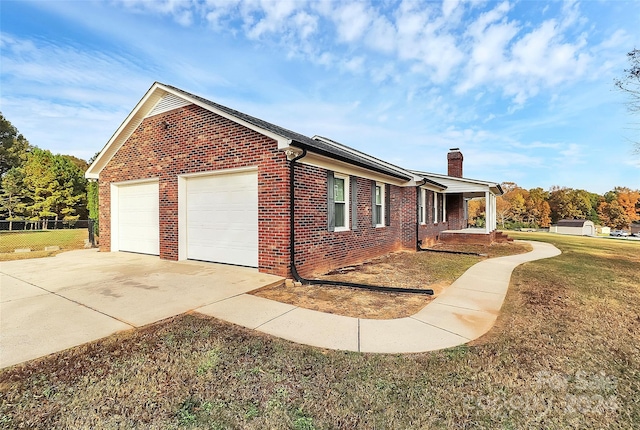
[{"x1": 197, "y1": 240, "x2": 561, "y2": 353}]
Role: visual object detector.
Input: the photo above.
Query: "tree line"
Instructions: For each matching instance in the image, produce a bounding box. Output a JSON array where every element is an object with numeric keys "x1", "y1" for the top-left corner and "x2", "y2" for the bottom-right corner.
[
  {"x1": 0, "y1": 113, "x2": 98, "y2": 230},
  {"x1": 468, "y1": 182, "x2": 640, "y2": 230}
]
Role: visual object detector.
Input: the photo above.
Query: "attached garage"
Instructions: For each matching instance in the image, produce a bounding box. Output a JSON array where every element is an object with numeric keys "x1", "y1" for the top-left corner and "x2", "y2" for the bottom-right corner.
[
  {"x1": 111, "y1": 180, "x2": 159, "y2": 255},
  {"x1": 180, "y1": 169, "x2": 258, "y2": 267}
]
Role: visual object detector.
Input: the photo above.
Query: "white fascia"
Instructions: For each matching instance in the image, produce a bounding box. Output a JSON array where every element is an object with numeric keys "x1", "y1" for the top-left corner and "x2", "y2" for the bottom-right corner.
[{"x1": 292, "y1": 150, "x2": 414, "y2": 187}]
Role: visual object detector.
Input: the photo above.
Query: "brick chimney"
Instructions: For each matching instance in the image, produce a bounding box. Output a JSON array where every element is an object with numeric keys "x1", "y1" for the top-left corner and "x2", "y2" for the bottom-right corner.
[{"x1": 447, "y1": 148, "x2": 463, "y2": 178}]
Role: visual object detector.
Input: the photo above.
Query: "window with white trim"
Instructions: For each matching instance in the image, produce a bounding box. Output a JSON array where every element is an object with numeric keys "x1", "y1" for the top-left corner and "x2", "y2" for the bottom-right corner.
[
  {"x1": 327, "y1": 171, "x2": 357, "y2": 231},
  {"x1": 374, "y1": 182, "x2": 385, "y2": 226},
  {"x1": 333, "y1": 174, "x2": 349, "y2": 231}
]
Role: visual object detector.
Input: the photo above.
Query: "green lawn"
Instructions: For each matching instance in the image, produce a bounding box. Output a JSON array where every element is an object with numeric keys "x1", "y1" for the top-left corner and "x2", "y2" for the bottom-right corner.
[
  {"x1": 0, "y1": 229, "x2": 88, "y2": 260},
  {"x1": 1, "y1": 233, "x2": 638, "y2": 429}
]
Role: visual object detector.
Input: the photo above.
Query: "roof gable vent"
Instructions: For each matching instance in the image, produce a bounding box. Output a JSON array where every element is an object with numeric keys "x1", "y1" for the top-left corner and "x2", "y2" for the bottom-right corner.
[{"x1": 146, "y1": 93, "x2": 191, "y2": 118}]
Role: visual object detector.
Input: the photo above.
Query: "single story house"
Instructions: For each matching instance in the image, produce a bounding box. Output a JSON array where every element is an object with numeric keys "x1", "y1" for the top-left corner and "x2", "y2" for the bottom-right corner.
[
  {"x1": 553, "y1": 219, "x2": 595, "y2": 236},
  {"x1": 86, "y1": 82, "x2": 504, "y2": 278}
]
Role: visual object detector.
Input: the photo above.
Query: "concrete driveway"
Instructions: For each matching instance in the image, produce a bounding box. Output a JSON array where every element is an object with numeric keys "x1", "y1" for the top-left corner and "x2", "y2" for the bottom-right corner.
[{"x1": 0, "y1": 249, "x2": 282, "y2": 368}]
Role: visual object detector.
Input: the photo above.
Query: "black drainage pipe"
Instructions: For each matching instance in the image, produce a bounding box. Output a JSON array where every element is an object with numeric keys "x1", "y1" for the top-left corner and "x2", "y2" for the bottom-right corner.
[
  {"x1": 288, "y1": 149, "x2": 433, "y2": 296},
  {"x1": 417, "y1": 247, "x2": 484, "y2": 257}
]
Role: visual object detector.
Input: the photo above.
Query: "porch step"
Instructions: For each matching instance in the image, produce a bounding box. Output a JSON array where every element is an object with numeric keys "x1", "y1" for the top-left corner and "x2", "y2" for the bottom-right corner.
[{"x1": 494, "y1": 231, "x2": 514, "y2": 243}]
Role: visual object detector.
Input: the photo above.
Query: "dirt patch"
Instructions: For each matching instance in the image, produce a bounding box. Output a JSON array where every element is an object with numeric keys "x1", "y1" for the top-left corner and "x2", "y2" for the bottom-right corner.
[
  {"x1": 251, "y1": 242, "x2": 531, "y2": 319},
  {"x1": 424, "y1": 241, "x2": 532, "y2": 257}
]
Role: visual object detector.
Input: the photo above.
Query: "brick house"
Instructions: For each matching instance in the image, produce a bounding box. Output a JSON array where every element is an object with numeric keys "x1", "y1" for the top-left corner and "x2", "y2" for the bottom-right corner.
[{"x1": 86, "y1": 82, "x2": 503, "y2": 278}]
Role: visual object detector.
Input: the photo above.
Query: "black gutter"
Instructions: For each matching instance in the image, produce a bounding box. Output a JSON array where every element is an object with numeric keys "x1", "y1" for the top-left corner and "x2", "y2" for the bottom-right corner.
[
  {"x1": 291, "y1": 140, "x2": 413, "y2": 181},
  {"x1": 288, "y1": 150, "x2": 433, "y2": 296}
]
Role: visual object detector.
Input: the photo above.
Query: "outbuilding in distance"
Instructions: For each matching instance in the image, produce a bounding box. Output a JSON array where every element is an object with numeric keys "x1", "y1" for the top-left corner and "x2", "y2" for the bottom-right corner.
[{"x1": 551, "y1": 219, "x2": 595, "y2": 236}]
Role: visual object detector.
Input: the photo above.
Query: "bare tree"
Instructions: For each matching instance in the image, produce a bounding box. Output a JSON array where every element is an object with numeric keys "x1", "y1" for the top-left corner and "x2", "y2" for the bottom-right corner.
[{"x1": 615, "y1": 49, "x2": 640, "y2": 151}]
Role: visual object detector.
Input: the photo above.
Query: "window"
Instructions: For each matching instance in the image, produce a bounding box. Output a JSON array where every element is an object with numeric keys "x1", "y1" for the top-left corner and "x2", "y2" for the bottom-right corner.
[
  {"x1": 374, "y1": 184, "x2": 383, "y2": 226},
  {"x1": 327, "y1": 171, "x2": 350, "y2": 232},
  {"x1": 372, "y1": 181, "x2": 389, "y2": 227},
  {"x1": 334, "y1": 176, "x2": 347, "y2": 229},
  {"x1": 426, "y1": 190, "x2": 433, "y2": 224}
]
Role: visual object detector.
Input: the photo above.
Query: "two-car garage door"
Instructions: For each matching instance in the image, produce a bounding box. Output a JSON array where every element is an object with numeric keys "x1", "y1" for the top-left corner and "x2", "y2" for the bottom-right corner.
[{"x1": 113, "y1": 171, "x2": 258, "y2": 267}]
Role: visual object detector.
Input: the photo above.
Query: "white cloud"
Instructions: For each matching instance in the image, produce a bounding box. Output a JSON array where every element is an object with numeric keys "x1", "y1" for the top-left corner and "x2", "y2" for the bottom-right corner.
[
  {"x1": 442, "y1": 0, "x2": 460, "y2": 19},
  {"x1": 340, "y1": 56, "x2": 365, "y2": 74},
  {"x1": 116, "y1": 0, "x2": 196, "y2": 25},
  {"x1": 366, "y1": 15, "x2": 396, "y2": 53},
  {"x1": 551, "y1": 142, "x2": 587, "y2": 168},
  {"x1": 394, "y1": 1, "x2": 464, "y2": 82},
  {"x1": 292, "y1": 11, "x2": 318, "y2": 39},
  {"x1": 333, "y1": 2, "x2": 372, "y2": 43},
  {"x1": 245, "y1": 0, "x2": 300, "y2": 39},
  {"x1": 455, "y1": 1, "x2": 595, "y2": 104}
]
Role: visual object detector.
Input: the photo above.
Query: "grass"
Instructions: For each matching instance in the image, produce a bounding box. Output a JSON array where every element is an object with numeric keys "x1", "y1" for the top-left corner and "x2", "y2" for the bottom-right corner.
[
  {"x1": 1, "y1": 233, "x2": 638, "y2": 428},
  {"x1": 0, "y1": 230, "x2": 88, "y2": 261}
]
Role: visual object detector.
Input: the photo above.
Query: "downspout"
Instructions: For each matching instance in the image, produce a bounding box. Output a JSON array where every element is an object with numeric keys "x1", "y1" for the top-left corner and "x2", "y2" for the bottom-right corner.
[
  {"x1": 288, "y1": 148, "x2": 307, "y2": 282},
  {"x1": 416, "y1": 179, "x2": 427, "y2": 251},
  {"x1": 289, "y1": 151, "x2": 433, "y2": 296}
]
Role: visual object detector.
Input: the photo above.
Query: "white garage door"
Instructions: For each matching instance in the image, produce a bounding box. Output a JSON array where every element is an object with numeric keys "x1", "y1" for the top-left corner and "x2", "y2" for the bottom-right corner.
[
  {"x1": 117, "y1": 181, "x2": 159, "y2": 255},
  {"x1": 186, "y1": 171, "x2": 258, "y2": 267}
]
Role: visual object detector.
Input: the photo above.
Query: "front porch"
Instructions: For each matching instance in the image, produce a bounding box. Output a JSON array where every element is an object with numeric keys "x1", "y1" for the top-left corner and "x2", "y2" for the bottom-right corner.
[{"x1": 438, "y1": 228, "x2": 513, "y2": 245}]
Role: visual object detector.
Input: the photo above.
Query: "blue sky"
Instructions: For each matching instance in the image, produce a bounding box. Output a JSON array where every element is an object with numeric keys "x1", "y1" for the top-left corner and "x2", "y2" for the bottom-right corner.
[{"x1": 1, "y1": 0, "x2": 639, "y2": 194}]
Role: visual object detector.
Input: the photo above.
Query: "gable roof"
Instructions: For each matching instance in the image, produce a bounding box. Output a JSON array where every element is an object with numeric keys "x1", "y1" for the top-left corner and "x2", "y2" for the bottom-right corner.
[
  {"x1": 86, "y1": 82, "x2": 413, "y2": 181},
  {"x1": 410, "y1": 170, "x2": 503, "y2": 196},
  {"x1": 557, "y1": 219, "x2": 592, "y2": 227}
]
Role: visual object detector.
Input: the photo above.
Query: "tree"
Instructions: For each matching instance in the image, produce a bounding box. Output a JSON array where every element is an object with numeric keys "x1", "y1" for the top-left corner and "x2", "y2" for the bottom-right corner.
[
  {"x1": 21, "y1": 148, "x2": 59, "y2": 226},
  {"x1": 598, "y1": 187, "x2": 640, "y2": 229},
  {"x1": 615, "y1": 49, "x2": 640, "y2": 150},
  {"x1": 0, "y1": 168, "x2": 26, "y2": 230},
  {"x1": 20, "y1": 149, "x2": 88, "y2": 226},
  {"x1": 0, "y1": 113, "x2": 31, "y2": 178},
  {"x1": 598, "y1": 200, "x2": 631, "y2": 230},
  {"x1": 548, "y1": 187, "x2": 594, "y2": 222},
  {"x1": 467, "y1": 198, "x2": 485, "y2": 227},
  {"x1": 496, "y1": 195, "x2": 511, "y2": 228},
  {"x1": 614, "y1": 187, "x2": 640, "y2": 224},
  {"x1": 527, "y1": 187, "x2": 551, "y2": 227}
]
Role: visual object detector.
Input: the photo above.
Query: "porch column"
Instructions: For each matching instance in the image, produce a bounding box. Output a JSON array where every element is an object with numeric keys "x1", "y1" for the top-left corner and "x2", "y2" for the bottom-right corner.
[
  {"x1": 492, "y1": 194, "x2": 497, "y2": 231},
  {"x1": 485, "y1": 191, "x2": 491, "y2": 234}
]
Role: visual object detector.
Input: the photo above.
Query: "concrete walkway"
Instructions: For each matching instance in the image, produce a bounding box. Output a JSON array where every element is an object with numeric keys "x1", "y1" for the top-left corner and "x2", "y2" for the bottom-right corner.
[
  {"x1": 197, "y1": 240, "x2": 561, "y2": 353},
  {"x1": 1, "y1": 240, "x2": 560, "y2": 368}
]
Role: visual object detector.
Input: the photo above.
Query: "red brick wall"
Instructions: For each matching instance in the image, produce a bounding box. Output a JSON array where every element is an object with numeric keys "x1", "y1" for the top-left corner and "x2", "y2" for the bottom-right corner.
[
  {"x1": 446, "y1": 194, "x2": 466, "y2": 230},
  {"x1": 418, "y1": 222, "x2": 451, "y2": 247},
  {"x1": 99, "y1": 103, "x2": 461, "y2": 278},
  {"x1": 292, "y1": 164, "x2": 417, "y2": 277},
  {"x1": 99, "y1": 104, "x2": 291, "y2": 277}
]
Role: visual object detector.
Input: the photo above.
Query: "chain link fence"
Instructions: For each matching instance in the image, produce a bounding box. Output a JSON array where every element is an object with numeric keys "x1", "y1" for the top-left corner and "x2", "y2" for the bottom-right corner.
[{"x1": 0, "y1": 220, "x2": 96, "y2": 255}]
